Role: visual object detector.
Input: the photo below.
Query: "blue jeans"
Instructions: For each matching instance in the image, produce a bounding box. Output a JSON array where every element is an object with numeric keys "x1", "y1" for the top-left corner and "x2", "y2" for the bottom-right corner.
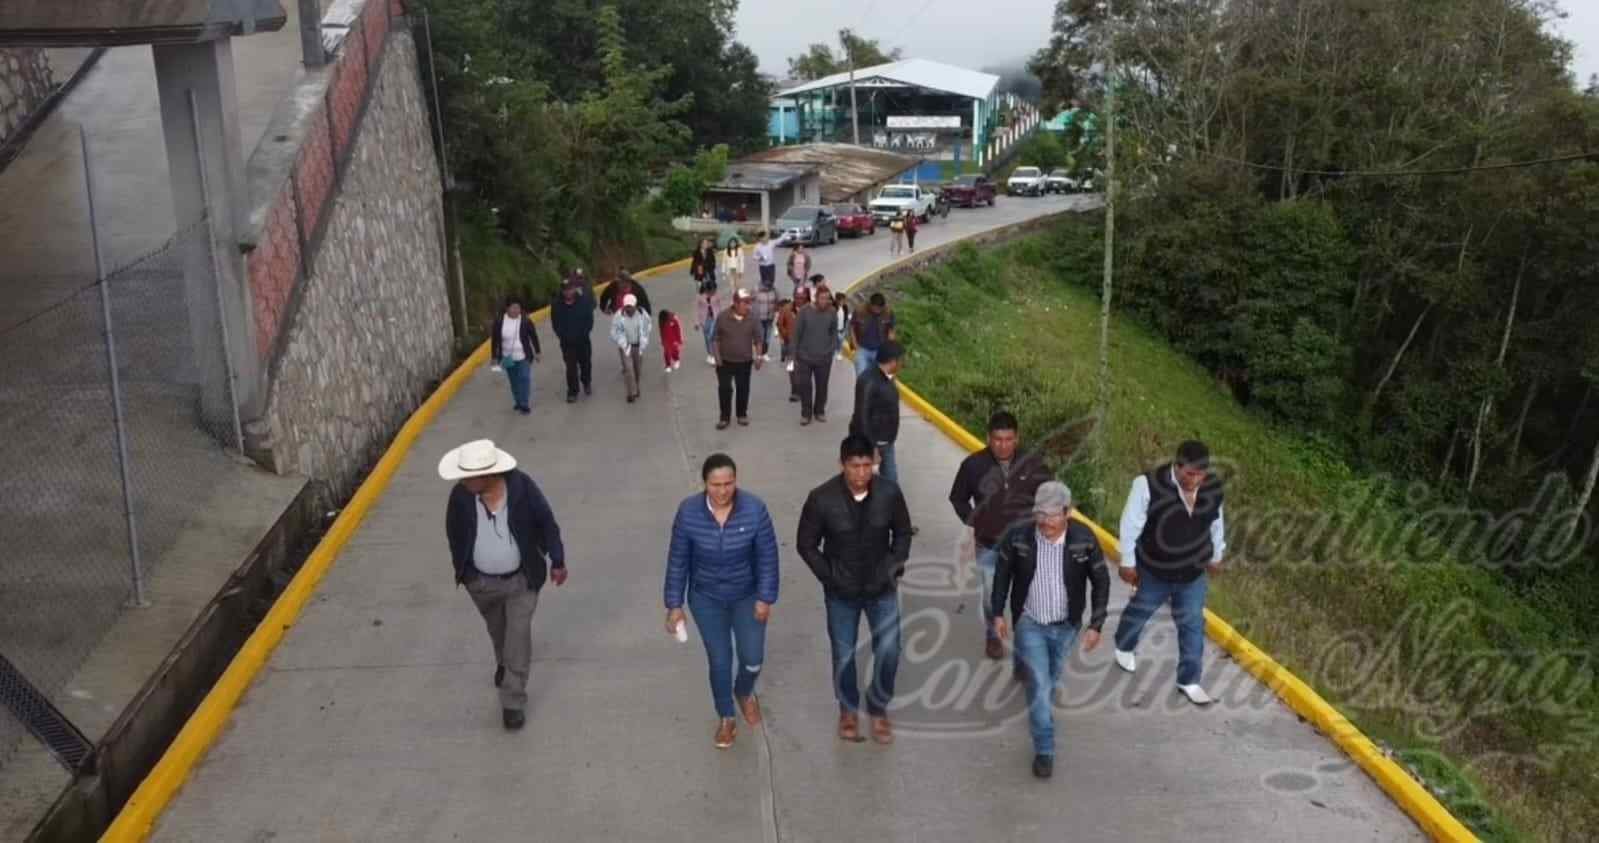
[
  {"x1": 824, "y1": 591, "x2": 901, "y2": 716},
  {"x1": 503, "y1": 358, "x2": 531, "y2": 410},
  {"x1": 688, "y1": 591, "x2": 767, "y2": 718},
  {"x1": 1114, "y1": 572, "x2": 1208, "y2": 686},
  {"x1": 701, "y1": 319, "x2": 716, "y2": 356},
  {"x1": 976, "y1": 545, "x2": 1000, "y2": 640},
  {"x1": 854, "y1": 346, "x2": 879, "y2": 376},
  {"x1": 876, "y1": 442, "x2": 898, "y2": 486},
  {"x1": 1014, "y1": 615, "x2": 1080, "y2": 757}
]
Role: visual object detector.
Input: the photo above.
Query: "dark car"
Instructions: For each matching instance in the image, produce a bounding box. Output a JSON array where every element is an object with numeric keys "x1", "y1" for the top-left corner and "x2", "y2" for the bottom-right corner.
[
  {"x1": 775, "y1": 205, "x2": 838, "y2": 246},
  {"x1": 832, "y1": 204, "x2": 877, "y2": 237},
  {"x1": 942, "y1": 174, "x2": 997, "y2": 208}
]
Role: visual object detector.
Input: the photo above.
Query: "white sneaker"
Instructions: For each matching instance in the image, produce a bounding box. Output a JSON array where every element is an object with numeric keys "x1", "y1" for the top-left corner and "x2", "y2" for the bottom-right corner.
[
  {"x1": 1177, "y1": 684, "x2": 1215, "y2": 706},
  {"x1": 664, "y1": 366, "x2": 672, "y2": 373},
  {"x1": 706, "y1": 355, "x2": 716, "y2": 365},
  {"x1": 673, "y1": 361, "x2": 682, "y2": 371},
  {"x1": 1114, "y1": 649, "x2": 1137, "y2": 673},
  {"x1": 835, "y1": 353, "x2": 844, "y2": 361}
]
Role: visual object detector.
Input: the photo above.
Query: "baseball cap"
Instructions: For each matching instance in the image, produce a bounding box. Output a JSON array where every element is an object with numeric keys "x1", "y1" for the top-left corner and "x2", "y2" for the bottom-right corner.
[
  {"x1": 876, "y1": 341, "x2": 904, "y2": 363},
  {"x1": 622, "y1": 294, "x2": 638, "y2": 307},
  {"x1": 735, "y1": 288, "x2": 754, "y2": 300},
  {"x1": 1033, "y1": 481, "x2": 1073, "y2": 515}
]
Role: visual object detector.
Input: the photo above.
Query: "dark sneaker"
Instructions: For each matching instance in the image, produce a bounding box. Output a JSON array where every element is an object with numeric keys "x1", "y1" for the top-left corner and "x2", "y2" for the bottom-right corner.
[
  {"x1": 566, "y1": 394, "x2": 577, "y2": 403},
  {"x1": 1032, "y1": 754, "x2": 1053, "y2": 779},
  {"x1": 494, "y1": 665, "x2": 505, "y2": 687},
  {"x1": 503, "y1": 709, "x2": 526, "y2": 731}
]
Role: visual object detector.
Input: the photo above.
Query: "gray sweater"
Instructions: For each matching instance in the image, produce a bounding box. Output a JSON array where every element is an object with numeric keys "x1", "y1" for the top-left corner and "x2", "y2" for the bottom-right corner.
[{"x1": 790, "y1": 305, "x2": 838, "y2": 363}]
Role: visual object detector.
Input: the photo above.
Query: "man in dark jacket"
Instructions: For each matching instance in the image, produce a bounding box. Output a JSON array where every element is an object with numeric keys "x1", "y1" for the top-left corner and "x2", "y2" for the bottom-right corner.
[
  {"x1": 440, "y1": 439, "x2": 569, "y2": 731},
  {"x1": 991, "y1": 481, "x2": 1108, "y2": 779},
  {"x1": 599, "y1": 269, "x2": 652, "y2": 315},
  {"x1": 1112, "y1": 440, "x2": 1227, "y2": 706},
  {"x1": 797, "y1": 434, "x2": 913, "y2": 744},
  {"x1": 550, "y1": 279, "x2": 595, "y2": 402},
  {"x1": 949, "y1": 411, "x2": 1053, "y2": 662},
  {"x1": 850, "y1": 340, "x2": 902, "y2": 484}
]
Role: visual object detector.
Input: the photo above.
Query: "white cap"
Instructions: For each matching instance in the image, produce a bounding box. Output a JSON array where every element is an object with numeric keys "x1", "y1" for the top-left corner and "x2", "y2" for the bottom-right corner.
[{"x1": 622, "y1": 294, "x2": 638, "y2": 307}]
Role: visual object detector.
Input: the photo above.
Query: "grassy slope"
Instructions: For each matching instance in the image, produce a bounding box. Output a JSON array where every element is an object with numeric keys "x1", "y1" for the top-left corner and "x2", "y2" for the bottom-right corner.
[{"x1": 886, "y1": 220, "x2": 1598, "y2": 843}]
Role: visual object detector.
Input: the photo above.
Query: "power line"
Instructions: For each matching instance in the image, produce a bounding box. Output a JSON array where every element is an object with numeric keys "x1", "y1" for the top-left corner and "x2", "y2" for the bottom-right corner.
[{"x1": 1202, "y1": 149, "x2": 1595, "y2": 178}]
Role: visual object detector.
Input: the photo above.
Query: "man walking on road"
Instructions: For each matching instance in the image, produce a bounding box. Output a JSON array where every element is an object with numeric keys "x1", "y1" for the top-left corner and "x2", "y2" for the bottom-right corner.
[
  {"x1": 797, "y1": 433, "x2": 913, "y2": 744},
  {"x1": 991, "y1": 481, "x2": 1109, "y2": 779},
  {"x1": 713, "y1": 288, "x2": 764, "y2": 429},
  {"x1": 1112, "y1": 440, "x2": 1227, "y2": 706},
  {"x1": 949, "y1": 411, "x2": 1054, "y2": 665},
  {"x1": 851, "y1": 340, "x2": 903, "y2": 484},
  {"x1": 440, "y1": 440, "x2": 568, "y2": 731},
  {"x1": 550, "y1": 278, "x2": 595, "y2": 403},
  {"x1": 791, "y1": 284, "x2": 839, "y2": 425},
  {"x1": 611, "y1": 294, "x2": 651, "y2": 403},
  {"x1": 755, "y1": 231, "x2": 777, "y2": 289},
  {"x1": 851, "y1": 293, "x2": 896, "y2": 377}
]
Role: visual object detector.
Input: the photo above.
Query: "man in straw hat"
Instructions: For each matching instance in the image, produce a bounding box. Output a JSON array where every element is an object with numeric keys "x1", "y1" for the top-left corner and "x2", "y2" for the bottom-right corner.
[
  {"x1": 441, "y1": 440, "x2": 569, "y2": 731},
  {"x1": 991, "y1": 481, "x2": 1109, "y2": 779}
]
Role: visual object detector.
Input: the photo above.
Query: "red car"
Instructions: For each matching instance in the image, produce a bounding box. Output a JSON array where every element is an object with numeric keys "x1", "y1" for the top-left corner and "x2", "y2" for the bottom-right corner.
[{"x1": 832, "y1": 204, "x2": 877, "y2": 237}]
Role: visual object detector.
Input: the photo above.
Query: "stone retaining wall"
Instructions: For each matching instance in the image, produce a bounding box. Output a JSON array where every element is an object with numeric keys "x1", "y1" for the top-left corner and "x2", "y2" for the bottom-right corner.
[
  {"x1": 0, "y1": 49, "x2": 53, "y2": 147},
  {"x1": 242, "y1": 0, "x2": 452, "y2": 498}
]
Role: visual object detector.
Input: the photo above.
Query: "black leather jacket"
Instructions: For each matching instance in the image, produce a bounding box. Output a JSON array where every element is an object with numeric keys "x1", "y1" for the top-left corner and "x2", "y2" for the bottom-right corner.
[
  {"x1": 796, "y1": 475, "x2": 913, "y2": 599},
  {"x1": 990, "y1": 520, "x2": 1110, "y2": 630}
]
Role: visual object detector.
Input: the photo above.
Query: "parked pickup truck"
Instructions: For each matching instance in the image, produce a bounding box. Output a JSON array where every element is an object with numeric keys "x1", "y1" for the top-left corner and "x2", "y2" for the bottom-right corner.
[
  {"x1": 1006, "y1": 166, "x2": 1046, "y2": 196},
  {"x1": 941, "y1": 174, "x2": 997, "y2": 207},
  {"x1": 868, "y1": 183, "x2": 938, "y2": 223}
]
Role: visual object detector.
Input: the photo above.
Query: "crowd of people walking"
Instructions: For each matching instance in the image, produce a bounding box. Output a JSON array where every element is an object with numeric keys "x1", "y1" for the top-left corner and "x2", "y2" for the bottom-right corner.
[{"x1": 457, "y1": 225, "x2": 1228, "y2": 781}]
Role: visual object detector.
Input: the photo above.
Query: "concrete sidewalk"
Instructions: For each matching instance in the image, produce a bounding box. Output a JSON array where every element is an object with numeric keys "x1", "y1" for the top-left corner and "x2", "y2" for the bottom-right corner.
[{"x1": 151, "y1": 196, "x2": 1422, "y2": 842}]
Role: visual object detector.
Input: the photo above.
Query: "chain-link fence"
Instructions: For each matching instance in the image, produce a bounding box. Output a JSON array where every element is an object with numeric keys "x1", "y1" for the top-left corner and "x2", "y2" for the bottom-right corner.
[{"x1": 0, "y1": 215, "x2": 241, "y2": 773}]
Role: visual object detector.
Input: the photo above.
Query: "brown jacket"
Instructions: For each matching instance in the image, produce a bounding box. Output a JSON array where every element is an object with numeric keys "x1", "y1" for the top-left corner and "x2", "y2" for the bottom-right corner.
[{"x1": 775, "y1": 305, "x2": 798, "y2": 342}]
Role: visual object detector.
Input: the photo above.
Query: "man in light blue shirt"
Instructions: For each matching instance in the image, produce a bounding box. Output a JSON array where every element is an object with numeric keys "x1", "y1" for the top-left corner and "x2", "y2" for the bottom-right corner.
[{"x1": 1112, "y1": 440, "x2": 1226, "y2": 706}]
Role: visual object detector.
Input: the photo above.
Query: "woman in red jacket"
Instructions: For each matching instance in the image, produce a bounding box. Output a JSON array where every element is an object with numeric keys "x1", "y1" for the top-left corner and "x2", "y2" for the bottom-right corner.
[{"x1": 659, "y1": 309, "x2": 685, "y2": 372}]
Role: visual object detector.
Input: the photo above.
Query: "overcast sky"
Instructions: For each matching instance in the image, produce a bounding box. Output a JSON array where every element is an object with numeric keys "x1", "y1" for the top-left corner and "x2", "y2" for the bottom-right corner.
[{"x1": 734, "y1": 0, "x2": 1599, "y2": 87}]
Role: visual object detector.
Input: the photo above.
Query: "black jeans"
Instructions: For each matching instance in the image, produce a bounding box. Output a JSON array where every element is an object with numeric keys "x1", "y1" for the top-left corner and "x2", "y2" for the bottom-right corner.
[
  {"x1": 716, "y1": 361, "x2": 753, "y2": 421},
  {"x1": 795, "y1": 356, "x2": 831, "y2": 418},
  {"x1": 560, "y1": 337, "x2": 592, "y2": 396}
]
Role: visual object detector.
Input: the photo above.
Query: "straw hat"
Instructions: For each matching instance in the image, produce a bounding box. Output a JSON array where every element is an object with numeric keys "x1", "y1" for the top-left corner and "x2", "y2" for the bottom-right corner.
[{"x1": 438, "y1": 439, "x2": 517, "y2": 480}]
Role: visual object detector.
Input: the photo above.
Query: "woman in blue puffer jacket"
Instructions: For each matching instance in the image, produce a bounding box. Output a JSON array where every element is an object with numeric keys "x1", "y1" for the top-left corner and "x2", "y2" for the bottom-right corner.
[{"x1": 664, "y1": 452, "x2": 780, "y2": 749}]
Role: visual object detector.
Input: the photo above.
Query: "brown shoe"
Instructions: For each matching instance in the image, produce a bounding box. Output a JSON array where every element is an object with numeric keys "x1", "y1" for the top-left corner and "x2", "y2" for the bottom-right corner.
[
  {"x1": 714, "y1": 718, "x2": 737, "y2": 749},
  {"x1": 738, "y1": 695, "x2": 762, "y2": 726},
  {"x1": 985, "y1": 638, "x2": 1004, "y2": 660},
  {"x1": 871, "y1": 716, "x2": 894, "y2": 745},
  {"x1": 838, "y1": 710, "x2": 863, "y2": 742}
]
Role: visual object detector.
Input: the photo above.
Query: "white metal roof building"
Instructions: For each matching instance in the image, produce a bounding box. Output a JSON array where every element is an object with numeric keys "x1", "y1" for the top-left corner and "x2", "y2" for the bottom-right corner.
[{"x1": 772, "y1": 59, "x2": 1004, "y2": 166}]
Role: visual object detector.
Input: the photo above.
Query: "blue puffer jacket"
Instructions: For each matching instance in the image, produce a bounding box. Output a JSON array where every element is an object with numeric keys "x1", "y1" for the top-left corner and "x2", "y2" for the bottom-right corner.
[{"x1": 664, "y1": 491, "x2": 780, "y2": 609}]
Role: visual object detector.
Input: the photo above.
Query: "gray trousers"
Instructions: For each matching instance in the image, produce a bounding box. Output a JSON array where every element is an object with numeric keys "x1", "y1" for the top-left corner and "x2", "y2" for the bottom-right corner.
[
  {"x1": 466, "y1": 572, "x2": 540, "y2": 710},
  {"x1": 619, "y1": 344, "x2": 643, "y2": 398}
]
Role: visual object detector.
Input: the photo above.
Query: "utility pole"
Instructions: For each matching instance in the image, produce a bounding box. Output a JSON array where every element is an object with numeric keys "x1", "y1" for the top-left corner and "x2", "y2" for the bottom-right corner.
[
  {"x1": 842, "y1": 28, "x2": 861, "y2": 145},
  {"x1": 1095, "y1": 0, "x2": 1117, "y2": 458}
]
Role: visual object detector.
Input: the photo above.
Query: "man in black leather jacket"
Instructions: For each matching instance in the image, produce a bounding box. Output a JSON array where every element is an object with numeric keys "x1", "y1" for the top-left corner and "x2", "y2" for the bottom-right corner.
[{"x1": 797, "y1": 433, "x2": 913, "y2": 744}]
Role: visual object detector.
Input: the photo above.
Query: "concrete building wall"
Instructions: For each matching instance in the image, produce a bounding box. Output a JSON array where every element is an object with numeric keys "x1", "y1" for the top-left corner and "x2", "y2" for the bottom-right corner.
[
  {"x1": 244, "y1": 1, "x2": 452, "y2": 498},
  {"x1": 0, "y1": 48, "x2": 53, "y2": 146}
]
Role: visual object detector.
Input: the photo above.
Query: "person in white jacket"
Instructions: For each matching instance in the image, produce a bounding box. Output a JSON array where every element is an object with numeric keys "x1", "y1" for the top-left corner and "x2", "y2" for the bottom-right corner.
[{"x1": 611, "y1": 294, "x2": 653, "y2": 403}]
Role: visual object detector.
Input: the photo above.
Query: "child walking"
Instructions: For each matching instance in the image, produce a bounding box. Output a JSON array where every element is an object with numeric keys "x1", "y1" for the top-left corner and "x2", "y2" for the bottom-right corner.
[{"x1": 660, "y1": 309, "x2": 684, "y2": 372}]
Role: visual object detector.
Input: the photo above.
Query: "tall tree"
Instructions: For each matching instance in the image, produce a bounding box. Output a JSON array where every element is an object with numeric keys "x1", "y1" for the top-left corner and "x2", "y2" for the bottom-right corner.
[{"x1": 786, "y1": 31, "x2": 902, "y2": 80}]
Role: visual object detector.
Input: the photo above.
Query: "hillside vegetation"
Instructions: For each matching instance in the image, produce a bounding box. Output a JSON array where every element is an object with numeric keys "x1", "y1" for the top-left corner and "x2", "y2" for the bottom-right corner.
[{"x1": 890, "y1": 218, "x2": 1599, "y2": 842}]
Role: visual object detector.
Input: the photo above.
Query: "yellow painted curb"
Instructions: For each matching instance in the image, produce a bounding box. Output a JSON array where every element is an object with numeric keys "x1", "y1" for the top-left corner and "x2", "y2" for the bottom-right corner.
[
  {"x1": 100, "y1": 260, "x2": 685, "y2": 842},
  {"x1": 880, "y1": 318, "x2": 1478, "y2": 839}
]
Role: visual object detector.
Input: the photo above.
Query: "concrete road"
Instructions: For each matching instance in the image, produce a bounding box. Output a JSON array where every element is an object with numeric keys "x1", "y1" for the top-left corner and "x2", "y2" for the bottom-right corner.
[{"x1": 151, "y1": 194, "x2": 1422, "y2": 842}]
